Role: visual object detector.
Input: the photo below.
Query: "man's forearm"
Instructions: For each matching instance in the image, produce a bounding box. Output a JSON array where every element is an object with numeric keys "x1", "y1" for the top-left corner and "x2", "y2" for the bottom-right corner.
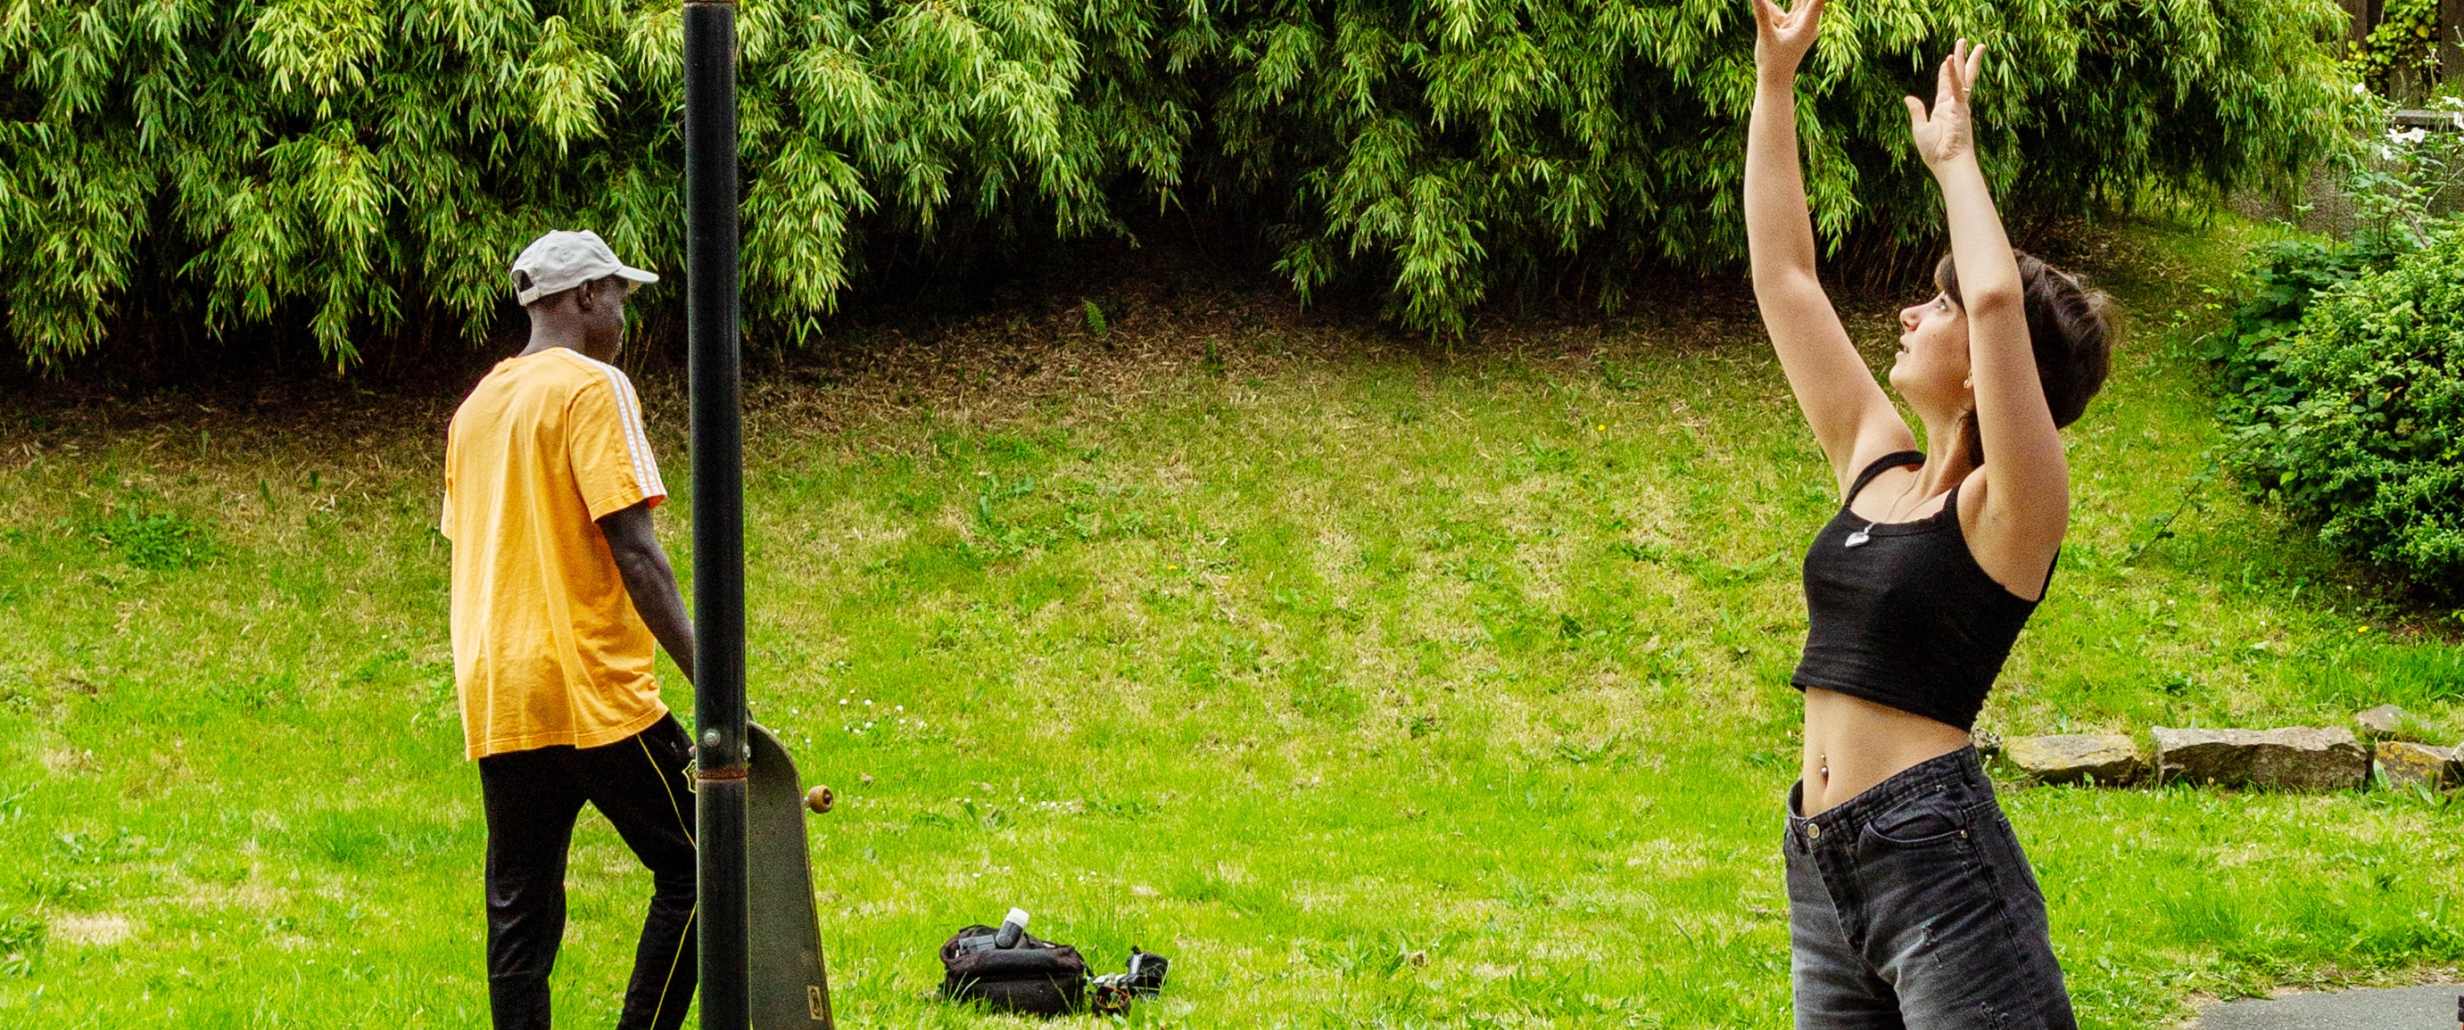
[
  {"x1": 617, "y1": 552, "x2": 698, "y2": 683},
  {"x1": 600, "y1": 503, "x2": 697, "y2": 684}
]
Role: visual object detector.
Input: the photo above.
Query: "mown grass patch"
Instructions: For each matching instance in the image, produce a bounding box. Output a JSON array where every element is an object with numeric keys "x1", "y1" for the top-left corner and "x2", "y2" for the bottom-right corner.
[{"x1": 0, "y1": 216, "x2": 2458, "y2": 1028}]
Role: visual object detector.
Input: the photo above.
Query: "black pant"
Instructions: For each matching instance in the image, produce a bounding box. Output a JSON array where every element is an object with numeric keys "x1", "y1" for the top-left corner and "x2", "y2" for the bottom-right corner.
[
  {"x1": 1784, "y1": 747, "x2": 2075, "y2": 1030},
  {"x1": 480, "y1": 715, "x2": 698, "y2": 1030}
]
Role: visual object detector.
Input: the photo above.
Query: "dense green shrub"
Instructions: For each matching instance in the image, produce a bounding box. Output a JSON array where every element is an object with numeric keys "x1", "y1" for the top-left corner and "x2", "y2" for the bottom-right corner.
[
  {"x1": 0, "y1": 0, "x2": 2353, "y2": 365},
  {"x1": 0, "y1": 0, "x2": 1164, "y2": 366},
  {"x1": 2204, "y1": 234, "x2": 2406, "y2": 426},
  {"x1": 2219, "y1": 224, "x2": 2464, "y2": 595},
  {"x1": 1219, "y1": 0, "x2": 2352, "y2": 329},
  {"x1": 2206, "y1": 101, "x2": 2464, "y2": 594}
]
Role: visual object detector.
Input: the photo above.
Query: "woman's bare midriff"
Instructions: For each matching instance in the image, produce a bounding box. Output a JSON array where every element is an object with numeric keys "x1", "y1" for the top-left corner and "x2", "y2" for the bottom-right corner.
[{"x1": 1798, "y1": 687, "x2": 1973, "y2": 816}]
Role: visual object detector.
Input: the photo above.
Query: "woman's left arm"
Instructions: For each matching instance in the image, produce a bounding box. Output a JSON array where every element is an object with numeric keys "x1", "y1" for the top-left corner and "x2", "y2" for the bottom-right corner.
[{"x1": 1908, "y1": 42, "x2": 2068, "y2": 594}]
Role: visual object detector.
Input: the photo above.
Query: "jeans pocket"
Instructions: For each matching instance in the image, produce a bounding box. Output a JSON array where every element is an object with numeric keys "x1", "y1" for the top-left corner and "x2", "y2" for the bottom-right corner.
[
  {"x1": 1970, "y1": 801, "x2": 2052, "y2": 911},
  {"x1": 1861, "y1": 790, "x2": 1971, "y2": 850}
]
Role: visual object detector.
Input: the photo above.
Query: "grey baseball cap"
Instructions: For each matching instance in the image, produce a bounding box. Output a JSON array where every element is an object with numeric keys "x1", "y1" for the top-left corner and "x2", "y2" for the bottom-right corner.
[{"x1": 509, "y1": 230, "x2": 658, "y2": 305}]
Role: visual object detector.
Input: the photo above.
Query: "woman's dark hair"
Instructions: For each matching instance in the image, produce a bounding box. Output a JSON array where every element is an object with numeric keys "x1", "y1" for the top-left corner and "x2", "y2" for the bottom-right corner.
[{"x1": 1936, "y1": 250, "x2": 2116, "y2": 467}]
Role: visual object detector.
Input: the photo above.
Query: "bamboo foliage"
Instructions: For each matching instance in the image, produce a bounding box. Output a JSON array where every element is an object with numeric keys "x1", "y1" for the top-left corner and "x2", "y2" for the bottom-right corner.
[
  {"x1": 0, "y1": 0, "x2": 2351, "y2": 365},
  {"x1": 1208, "y1": 0, "x2": 2356, "y2": 328}
]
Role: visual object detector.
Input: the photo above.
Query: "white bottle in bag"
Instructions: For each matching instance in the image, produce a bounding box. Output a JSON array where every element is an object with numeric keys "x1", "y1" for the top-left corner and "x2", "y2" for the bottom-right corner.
[{"x1": 994, "y1": 907, "x2": 1030, "y2": 948}]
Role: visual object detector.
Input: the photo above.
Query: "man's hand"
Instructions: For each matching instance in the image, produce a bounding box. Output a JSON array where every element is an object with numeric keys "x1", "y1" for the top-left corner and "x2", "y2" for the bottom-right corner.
[
  {"x1": 1906, "y1": 40, "x2": 1986, "y2": 171},
  {"x1": 599, "y1": 501, "x2": 696, "y2": 684},
  {"x1": 1753, "y1": 0, "x2": 1824, "y2": 80}
]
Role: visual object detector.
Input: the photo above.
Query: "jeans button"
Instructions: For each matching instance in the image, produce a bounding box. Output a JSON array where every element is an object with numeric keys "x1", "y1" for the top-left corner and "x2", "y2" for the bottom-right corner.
[{"x1": 1806, "y1": 822, "x2": 1821, "y2": 841}]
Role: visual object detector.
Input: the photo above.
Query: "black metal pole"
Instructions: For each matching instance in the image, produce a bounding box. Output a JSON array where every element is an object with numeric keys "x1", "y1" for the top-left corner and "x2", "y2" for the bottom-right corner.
[{"x1": 684, "y1": 3, "x2": 747, "y2": 1030}]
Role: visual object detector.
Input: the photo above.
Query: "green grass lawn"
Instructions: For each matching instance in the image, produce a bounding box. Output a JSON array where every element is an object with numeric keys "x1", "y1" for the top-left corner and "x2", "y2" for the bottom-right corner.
[{"x1": 2, "y1": 216, "x2": 2460, "y2": 1029}]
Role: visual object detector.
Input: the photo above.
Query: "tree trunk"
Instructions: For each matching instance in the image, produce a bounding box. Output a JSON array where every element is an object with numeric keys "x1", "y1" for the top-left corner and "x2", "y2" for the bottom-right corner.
[
  {"x1": 2345, "y1": 0, "x2": 2378, "y2": 44},
  {"x1": 2443, "y1": 0, "x2": 2461, "y2": 83}
]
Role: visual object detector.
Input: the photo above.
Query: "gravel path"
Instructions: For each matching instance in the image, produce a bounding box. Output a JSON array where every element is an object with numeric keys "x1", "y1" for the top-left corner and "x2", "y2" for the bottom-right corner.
[{"x1": 2195, "y1": 985, "x2": 2458, "y2": 1030}]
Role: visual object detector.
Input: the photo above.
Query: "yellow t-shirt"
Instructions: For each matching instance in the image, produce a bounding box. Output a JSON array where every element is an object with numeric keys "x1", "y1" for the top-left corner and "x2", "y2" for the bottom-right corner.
[{"x1": 443, "y1": 348, "x2": 672, "y2": 759}]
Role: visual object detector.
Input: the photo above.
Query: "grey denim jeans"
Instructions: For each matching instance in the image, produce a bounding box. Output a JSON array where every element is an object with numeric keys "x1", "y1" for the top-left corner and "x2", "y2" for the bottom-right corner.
[{"x1": 1784, "y1": 747, "x2": 2076, "y2": 1030}]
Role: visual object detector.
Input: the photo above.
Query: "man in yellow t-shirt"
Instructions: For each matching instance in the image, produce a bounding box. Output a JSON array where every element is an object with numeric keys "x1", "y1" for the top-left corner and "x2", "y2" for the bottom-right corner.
[{"x1": 443, "y1": 230, "x2": 698, "y2": 1030}]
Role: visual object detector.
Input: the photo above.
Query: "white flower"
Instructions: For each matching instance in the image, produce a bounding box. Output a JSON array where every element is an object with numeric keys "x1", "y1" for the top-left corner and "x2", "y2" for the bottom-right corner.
[
  {"x1": 2389, "y1": 127, "x2": 2429, "y2": 145},
  {"x1": 2355, "y1": 82, "x2": 2371, "y2": 96}
]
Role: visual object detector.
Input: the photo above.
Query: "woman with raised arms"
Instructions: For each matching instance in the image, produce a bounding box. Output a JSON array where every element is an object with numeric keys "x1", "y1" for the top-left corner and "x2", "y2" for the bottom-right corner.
[{"x1": 1744, "y1": 1, "x2": 2113, "y2": 1026}]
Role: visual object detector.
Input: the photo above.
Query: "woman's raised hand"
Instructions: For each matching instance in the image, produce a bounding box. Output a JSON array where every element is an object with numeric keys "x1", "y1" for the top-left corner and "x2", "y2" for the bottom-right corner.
[
  {"x1": 1753, "y1": 0, "x2": 1824, "y2": 77},
  {"x1": 1905, "y1": 40, "x2": 1986, "y2": 170}
]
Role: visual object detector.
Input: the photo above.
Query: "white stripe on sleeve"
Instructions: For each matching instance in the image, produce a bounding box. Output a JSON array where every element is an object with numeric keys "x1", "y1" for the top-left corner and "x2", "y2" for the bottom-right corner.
[{"x1": 585, "y1": 358, "x2": 659, "y2": 500}]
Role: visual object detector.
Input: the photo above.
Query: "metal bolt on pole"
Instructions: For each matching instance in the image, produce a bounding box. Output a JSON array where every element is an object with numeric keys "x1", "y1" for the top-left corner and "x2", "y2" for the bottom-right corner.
[{"x1": 684, "y1": 2, "x2": 747, "y2": 1029}]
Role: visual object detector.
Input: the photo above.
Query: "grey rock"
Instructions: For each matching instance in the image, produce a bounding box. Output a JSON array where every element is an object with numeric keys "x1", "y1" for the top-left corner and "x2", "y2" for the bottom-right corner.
[
  {"x1": 2193, "y1": 983, "x2": 2461, "y2": 1029},
  {"x1": 2001, "y1": 733, "x2": 2144, "y2": 785},
  {"x1": 2353, "y1": 704, "x2": 2427, "y2": 742},
  {"x1": 2375, "y1": 741, "x2": 2459, "y2": 791},
  {"x1": 2153, "y1": 727, "x2": 2368, "y2": 791}
]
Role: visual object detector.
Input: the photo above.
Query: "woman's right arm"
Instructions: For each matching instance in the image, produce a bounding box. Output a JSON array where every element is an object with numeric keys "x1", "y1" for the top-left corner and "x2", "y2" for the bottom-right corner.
[{"x1": 1745, "y1": 0, "x2": 1913, "y2": 492}]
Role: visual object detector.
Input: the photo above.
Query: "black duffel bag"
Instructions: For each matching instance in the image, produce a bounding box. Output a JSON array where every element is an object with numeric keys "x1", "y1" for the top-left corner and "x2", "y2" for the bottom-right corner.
[{"x1": 938, "y1": 925, "x2": 1089, "y2": 1015}]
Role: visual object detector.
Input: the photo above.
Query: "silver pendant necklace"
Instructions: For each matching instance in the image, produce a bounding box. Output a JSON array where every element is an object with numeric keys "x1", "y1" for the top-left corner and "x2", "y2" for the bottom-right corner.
[{"x1": 1846, "y1": 473, "x2": 1929, "y2": 549}]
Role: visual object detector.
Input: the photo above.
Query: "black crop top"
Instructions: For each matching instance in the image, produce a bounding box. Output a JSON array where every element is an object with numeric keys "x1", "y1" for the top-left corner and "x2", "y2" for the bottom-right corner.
[{"x1": 1792, "y1": 450, "x2": 2049, "y2": 731}]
